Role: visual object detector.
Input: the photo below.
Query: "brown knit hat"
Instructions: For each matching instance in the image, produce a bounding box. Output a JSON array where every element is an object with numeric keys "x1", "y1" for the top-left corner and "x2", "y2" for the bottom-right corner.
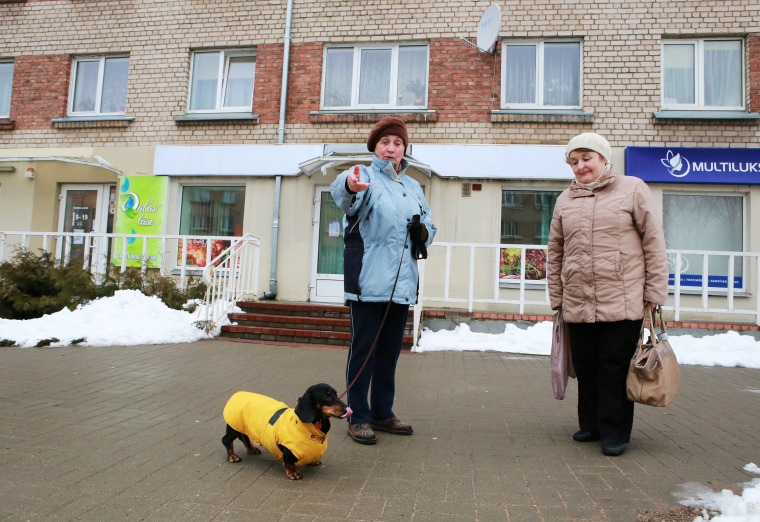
[{"x1": 366, "y1": 117, "x2": 408, "y2": 153}]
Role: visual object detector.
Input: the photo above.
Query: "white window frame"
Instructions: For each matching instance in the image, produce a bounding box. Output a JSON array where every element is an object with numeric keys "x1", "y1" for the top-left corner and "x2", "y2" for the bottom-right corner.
[
  {"x1": 320, "y1": 43, "x2": 430, "y2": 110},
  {"x1": 501, "y1": 39, "x2": 583, "y2": 110},
  {"x1": 663, "y1": 191, "x2": 747, "y2": 294},
  {"x1": 68, "y1": 55, "x2": 129, "y2": 116},
  {"x1": 660, "y1": 38, "x2": 745, "y2": 111},
  {"x1": 187, "y1": 49, "x2": 256, "y2": 113},
  {"x1": 0, "y1": 59, "x2": 12, "y2": 118}
]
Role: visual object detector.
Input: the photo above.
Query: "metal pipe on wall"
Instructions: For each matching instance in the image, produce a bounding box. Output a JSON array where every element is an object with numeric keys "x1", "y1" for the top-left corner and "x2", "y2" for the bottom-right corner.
[{"x1": 262, "y1": 0, "x2": 294, "y2": 300}]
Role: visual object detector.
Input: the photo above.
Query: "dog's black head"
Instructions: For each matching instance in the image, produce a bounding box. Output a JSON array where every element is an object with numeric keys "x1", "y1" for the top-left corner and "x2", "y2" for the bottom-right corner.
[{"x1": 294, "y1": 383, "x2": 349, "y2": 428}]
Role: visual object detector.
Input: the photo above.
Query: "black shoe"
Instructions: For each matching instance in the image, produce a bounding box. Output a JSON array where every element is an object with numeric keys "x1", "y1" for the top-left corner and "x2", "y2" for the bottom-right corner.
[
  {"x1": 572, "y1": 430, "x2": 600, "y2": 442},
  {"x1": 602, "y1": 440, "x2": 626, "y2": 456}
]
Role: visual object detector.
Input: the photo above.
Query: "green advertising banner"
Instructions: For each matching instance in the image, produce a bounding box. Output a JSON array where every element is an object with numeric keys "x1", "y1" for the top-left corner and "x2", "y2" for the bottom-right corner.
[{"x1": 112, "y1": 176, "x2": 169, "y2": 268}]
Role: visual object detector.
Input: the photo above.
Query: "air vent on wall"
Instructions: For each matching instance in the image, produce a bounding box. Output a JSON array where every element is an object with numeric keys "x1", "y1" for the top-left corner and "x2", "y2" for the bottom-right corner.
[{"x1": 461, "y1": 183, "x2": 472, "y2": 197}]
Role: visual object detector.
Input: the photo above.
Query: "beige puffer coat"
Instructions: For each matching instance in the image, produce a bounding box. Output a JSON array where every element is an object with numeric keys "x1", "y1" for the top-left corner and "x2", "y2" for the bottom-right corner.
[{"x1": 547, "y1": 170, "x2": 668, "y2": 323}]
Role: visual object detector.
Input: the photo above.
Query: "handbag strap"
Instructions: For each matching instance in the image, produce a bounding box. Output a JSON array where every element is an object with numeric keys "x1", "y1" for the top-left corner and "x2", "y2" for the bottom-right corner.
[
  {"x1": 653, "y1": 304, "x2": 668, "y2": 340},
  {"x1": 640, "y1": 304, "x2": 657, "y2": 348}
]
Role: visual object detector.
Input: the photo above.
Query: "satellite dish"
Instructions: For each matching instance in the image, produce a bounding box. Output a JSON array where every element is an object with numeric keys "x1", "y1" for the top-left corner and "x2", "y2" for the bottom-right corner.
[{"x1": 476, "y1": 4, "x2": 501, "y2": 54}]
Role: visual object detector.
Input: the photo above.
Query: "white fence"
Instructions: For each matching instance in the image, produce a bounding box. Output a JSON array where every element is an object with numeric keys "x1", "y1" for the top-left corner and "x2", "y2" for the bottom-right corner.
[
  {"x1": 413, "y1": 242, "x2": 760, "y2": 346},
  {"x1": 3, "y1": 232, "x2": 758, "y2": 342},
  {"x1": 0, "y1": 231, "x2": 261, "y2": 330},
  {"x1": 201, "y1": 234, "x2": 261, "y2": 331}
]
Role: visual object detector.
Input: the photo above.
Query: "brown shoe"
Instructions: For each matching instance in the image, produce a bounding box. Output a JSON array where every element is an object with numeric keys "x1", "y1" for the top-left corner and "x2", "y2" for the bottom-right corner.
[
  {"x1": 347, "y1": 422, "x2": 377, "y2": 445},
  {"x1": 370, "y1": 417, "x2": 413, "y2": 435}
]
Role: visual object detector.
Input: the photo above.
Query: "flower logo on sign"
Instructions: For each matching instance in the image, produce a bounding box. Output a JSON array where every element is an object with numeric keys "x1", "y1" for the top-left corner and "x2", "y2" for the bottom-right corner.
[{"x1": 660, "y1": 150, "x2": 690, "y2": 178}]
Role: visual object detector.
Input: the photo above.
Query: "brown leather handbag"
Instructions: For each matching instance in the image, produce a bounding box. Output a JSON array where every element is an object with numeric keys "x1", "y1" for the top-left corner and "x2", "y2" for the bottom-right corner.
[{"x1": 626, "y1": 305, "x2": 681, "y2": 407}]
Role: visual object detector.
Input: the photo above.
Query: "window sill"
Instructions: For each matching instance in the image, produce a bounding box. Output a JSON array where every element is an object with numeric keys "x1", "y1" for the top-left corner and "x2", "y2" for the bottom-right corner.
[
  {"x1": 654, "y1": 110, "x2": 760, "y2": 123},
  {"x1": 51, "y1": 116, "x2": 134, "y2": 129},
  {"x1": 670, "y1": 288, "x2": 751, "y2": 298},
  {"x1": 0, "y1": 118, "x2": 15, "y2": 131},
  {"x1": 491, "y1": 109, "x2": 593, "y2": 124},
  {"x1": 499, "y1": 279, "x2": 547, "y2": 289},
  {"x1": 309, "y1": 110, "x2": 439, "y2": 124},
  {"x1": 174, "y1": 112, "x2": 259, "y2": 125}
]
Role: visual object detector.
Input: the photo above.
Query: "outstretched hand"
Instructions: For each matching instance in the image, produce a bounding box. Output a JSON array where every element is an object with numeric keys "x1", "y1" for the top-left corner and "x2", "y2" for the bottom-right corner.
[{"x1": 346, "y1": 165, "x2": 370, "y2": 193}]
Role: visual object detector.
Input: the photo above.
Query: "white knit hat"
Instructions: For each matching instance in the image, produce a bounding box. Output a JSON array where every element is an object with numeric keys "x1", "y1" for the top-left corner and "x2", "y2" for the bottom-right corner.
[{"x1": 565, "y1": 132, "x2": 611, "y2": 164}]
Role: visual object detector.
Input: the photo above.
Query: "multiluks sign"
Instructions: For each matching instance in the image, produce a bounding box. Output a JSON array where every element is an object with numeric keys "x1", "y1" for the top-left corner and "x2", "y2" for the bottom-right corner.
[{"x1": 625, "y1": 146, "x2": 760, "y2": 185}]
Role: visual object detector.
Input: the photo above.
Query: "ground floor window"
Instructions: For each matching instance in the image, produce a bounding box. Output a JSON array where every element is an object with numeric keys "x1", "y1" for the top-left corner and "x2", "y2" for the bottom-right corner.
[
  {"x1": 178, "y1": 186, "x2": 245, "y2": 267},
  {"x1": 663, "y1": 193, "x2": 745, "y2": 290},
  {"x1": 500, "y1": 189, "x2": 561, "y2": 282}
]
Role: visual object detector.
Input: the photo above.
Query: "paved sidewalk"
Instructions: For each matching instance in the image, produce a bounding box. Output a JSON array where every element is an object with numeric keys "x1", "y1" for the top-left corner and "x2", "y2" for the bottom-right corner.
[{"x1": 0, "y1": 339, "x2": 758, "y2": 521}]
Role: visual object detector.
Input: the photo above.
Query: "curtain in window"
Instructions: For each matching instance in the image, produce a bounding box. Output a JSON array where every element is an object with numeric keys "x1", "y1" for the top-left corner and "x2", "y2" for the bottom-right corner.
[
  {"x1": 543, "y1": 43, "x2": 580, "y2": 106},
  {"x1": 101, "y1": 57, "x2": 129, "y2": 113},
  {"x1": 190, "y1": 53, "x2": 220, "y2": 111},
  {"x1": 704, "y1": 40, "x2": 742, "y2": 107},
  {"x1": 358, "y1": 48, "x2": 391, "y2": 105},
  {"x1": 223, "y1": 56, "x2": 255, "y2": 108},
  {"x1": 505, "y1": 45, "x2": 536, "y2": 104},
  {"x1": 324, "y1": 48, "x2": 353, "y2": 107},
  {"x1": 397, "y1": 46, "x2": 427, "y2": 106},
  {"x1": 663, "y1": 44, "x2": 695, "y2": 105},
  {"x1": 663, "y1": 194, "x2": 743, "y2": 285},
  {"x1": 72, "y1": 60, "x2": 99, "y2": 112},
  {"x1": 0, "y1": 62, "x2": 12, "y2": 116}
]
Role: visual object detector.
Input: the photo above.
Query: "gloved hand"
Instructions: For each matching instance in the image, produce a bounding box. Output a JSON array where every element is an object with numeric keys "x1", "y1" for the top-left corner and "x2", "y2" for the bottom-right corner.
[{"x1": 408, "y1": 215, "x2": 428, "y2": 259}]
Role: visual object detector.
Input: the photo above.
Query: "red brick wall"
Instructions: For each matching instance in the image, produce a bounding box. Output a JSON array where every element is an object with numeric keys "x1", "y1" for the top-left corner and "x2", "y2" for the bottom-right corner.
[
  {"x1": 11, "y1": 55, "x2": 70, "y2": 130},
  {"x1": 285, "y1": 40, "x2": 499, "y2": 125},
  {"x1": 428, "y1": 38, "x2": 500, "y2": 123},
  {"x1": 287, "y1": 42, "x2": 323, "y2": 124},
  {"x1": 749, "y1": 34, "x2": 760, "y2": 114},
  {"x1": 253, "y1": 43, "x2": 283, "y2": 124}
]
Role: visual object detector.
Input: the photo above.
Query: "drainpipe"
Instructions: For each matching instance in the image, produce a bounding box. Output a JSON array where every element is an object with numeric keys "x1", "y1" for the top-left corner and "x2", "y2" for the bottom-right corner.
[{"x1": 261, "y1": 0, "x2": 294, "y2": 300}]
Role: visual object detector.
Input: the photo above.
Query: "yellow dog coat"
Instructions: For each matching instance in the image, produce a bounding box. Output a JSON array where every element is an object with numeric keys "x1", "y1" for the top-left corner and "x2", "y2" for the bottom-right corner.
[{"x1": 223, "y1": 391, "x2": 328, "y2": 465}]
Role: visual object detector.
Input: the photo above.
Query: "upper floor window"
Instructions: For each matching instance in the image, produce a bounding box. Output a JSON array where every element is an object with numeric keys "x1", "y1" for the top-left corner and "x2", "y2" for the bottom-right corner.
[
  {"x1": 69, "y1": 56, "x2": 129, "y2": 115},
  {"x1": 502, "y1": 40, "x2": 582, "y2": 109},
  {"x1": 188, "y1": 50, "x2": 256, "y2": 112},
  {"x1": 321, "y1": 44, "x2": 429, "y2": 110},
  {"x1": 662, "y1": 39, "x2": 744, "y2": 110},
  {"x1": 0, "y1": 60, "x2": 12, "y2": 118}
]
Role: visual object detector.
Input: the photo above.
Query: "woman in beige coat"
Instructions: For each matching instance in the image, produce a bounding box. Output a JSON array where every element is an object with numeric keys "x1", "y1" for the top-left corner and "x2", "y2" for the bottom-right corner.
[{"x1": 547, "y1": 132, "x2": 668, "y2": 457}]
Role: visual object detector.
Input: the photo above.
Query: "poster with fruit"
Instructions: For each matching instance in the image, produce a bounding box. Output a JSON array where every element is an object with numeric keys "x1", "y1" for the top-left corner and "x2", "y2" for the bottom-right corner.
[
  {"x1": 177, "y1": 238, "x2": 230, "y2": 267},
  {"x1": 499, "y1": 248, "x2": 547, "y2": 281}
]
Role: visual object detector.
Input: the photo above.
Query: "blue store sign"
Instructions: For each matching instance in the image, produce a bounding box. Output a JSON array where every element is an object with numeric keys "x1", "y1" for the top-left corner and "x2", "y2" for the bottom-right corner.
[{"x1": 626, "y1": 146, "x2": 760, "y2": 185}]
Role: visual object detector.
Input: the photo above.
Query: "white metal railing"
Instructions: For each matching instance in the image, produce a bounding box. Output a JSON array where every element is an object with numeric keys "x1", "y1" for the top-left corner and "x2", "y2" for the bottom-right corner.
[
  {"x1": 413, "y1": 243, "x2": 760, "y2": 346},
  {"x1": 0, "y1": 229, "x2": 261, "y2": 333},
  {"x1": 200, "y1": 234, "x2": 261, "y2": 331},
  {"x1": 0, "y1": 230, "x2": 244, "y2": 289}
]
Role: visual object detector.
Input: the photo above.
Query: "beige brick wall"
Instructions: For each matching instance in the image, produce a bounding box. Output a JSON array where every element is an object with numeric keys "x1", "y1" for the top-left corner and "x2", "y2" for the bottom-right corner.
[{"x1": 0, "y1": 0, "x2": 758, "y2": 149}]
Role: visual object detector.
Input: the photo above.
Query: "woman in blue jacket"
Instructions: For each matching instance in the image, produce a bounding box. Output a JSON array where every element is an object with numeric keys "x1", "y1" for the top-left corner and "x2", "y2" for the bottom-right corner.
[{"x1": 330, "y1": 117, "x2": 436, "y2": 445}]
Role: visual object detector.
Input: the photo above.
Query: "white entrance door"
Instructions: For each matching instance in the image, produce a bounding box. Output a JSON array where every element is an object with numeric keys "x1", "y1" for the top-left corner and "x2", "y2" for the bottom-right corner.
[
  {"x1": 57, "y1": 184, "x2": 116, "y2": 275},
  {"x1": 309, "y1": 187, "x2": 345, "y2": 303}
]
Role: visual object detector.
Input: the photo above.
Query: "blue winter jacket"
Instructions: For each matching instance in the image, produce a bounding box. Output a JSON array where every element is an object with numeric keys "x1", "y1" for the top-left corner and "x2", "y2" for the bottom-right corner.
[{"x1": 330, "y1": 156, "x2": 436, "y2": 305}]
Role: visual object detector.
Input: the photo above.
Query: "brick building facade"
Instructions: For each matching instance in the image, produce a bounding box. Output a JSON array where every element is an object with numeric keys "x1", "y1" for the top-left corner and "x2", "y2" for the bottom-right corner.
[{"x1": 1, "y1": 0, "x2": 759, "y2": 318}]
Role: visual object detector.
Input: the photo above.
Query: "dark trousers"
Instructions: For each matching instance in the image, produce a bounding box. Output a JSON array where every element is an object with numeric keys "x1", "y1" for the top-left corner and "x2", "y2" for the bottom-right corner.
[
  {"x1": 567, "y1": 319, "x2": 642, "y2": 443},
  {"x1": 346, "y1": 300, "x2": 409, "y2": 424}
]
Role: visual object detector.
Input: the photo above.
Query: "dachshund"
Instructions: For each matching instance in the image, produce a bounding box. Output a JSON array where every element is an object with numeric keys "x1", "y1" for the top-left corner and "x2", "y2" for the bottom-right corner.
[{"x1": 221, "y1": 383, "x2": 351, "y2": 480}]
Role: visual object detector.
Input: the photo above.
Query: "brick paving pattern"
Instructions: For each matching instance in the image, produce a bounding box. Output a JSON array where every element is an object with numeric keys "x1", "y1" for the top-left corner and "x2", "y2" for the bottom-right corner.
[{"x1": 0, "y1": 339, "x2": 758, "y2": 521}]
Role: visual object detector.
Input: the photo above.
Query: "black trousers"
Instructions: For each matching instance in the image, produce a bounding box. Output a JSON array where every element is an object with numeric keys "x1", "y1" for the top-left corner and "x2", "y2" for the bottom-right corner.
[
  {"x1": 346, "y1": 300, "x2": 409, "y2": 424},
  {"x1": 567, "y1": 319, "x2": 642, "y2": 443}
]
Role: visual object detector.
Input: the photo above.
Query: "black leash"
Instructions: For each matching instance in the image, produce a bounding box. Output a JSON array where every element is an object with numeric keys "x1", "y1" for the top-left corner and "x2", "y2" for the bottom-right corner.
[{"x1": 339, "y1": 227, "x2": 410, "y2": 400}]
